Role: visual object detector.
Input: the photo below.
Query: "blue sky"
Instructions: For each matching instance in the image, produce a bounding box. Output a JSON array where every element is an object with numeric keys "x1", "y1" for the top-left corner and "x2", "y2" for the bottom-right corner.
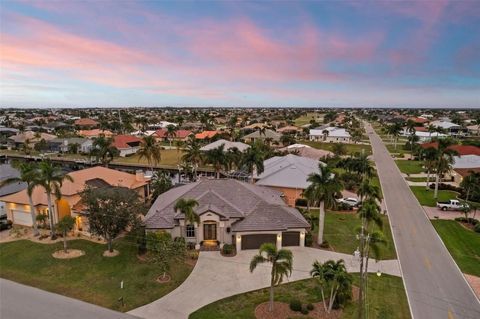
[{"x1": 1, "y1": 0, "x2": 479, "y2": 108}]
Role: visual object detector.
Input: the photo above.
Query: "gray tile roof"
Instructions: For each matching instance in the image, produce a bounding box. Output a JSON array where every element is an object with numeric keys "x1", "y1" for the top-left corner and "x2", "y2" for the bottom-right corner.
[
  {"x1": 254, "y1": 154, "x2": 324, "y2": 189},
  {"x1": 0, "y1": 164, "x2": 27, "y2": 197},
  {"x1": 145, "y1": 179, "x2": 309, "y2": 231},
  {"x1": 200, "y1": 139, "x2": 250, "y2": 152},
  {"x1": 242, "y1": 129, "x2": 281, "y2": 141}
]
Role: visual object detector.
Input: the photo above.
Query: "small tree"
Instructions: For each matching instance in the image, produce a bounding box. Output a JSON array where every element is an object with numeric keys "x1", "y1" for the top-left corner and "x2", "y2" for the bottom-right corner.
[
  {"x1": 151, "y1": 171, "x2": 173, "y2": 200},
  {"x1": 56, "y1": 216, "x2": 75, "y2": 253},
  {"x1": 82, "y1": 186, "x2": 144, "y2": 253},
  {"x1": 146, "y1": 231, "x2": 186, "y2": 279},
  {"x1": 250, "y1": 243, "x2": 293, "y2": 312},
  {"x1": 36, "y1": 213, "x2": 47, "y2": 229}
]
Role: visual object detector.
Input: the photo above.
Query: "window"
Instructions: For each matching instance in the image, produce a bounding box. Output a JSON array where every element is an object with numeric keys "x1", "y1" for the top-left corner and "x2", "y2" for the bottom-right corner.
[{"x1": 186, "y1": 224, "x2": 195, "y2": 238}]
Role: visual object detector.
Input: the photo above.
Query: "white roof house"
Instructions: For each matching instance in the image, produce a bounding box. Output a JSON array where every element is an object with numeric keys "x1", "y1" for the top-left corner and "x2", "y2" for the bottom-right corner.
[
  {"x1": 453, "y1": 155, "x2": 480, "y2": 169},
  {"x1": 431, "y1": 121, "x2": 461, "y2": 130},
  {"x1": 147, "y1": 121, "x2": 177, "y2": 130},
  {"x1": 254, "y1": 154, "x2": 324, "y2": 189},
  {"x1": 401, "y1": 129, "x2": 447, "y2": 142},
  {"x1": 309, "y1": 126, "x2": 351, "y2": 143},
  {"x1": 200, "y1": 139, "x2": 250, "y2": 152}
]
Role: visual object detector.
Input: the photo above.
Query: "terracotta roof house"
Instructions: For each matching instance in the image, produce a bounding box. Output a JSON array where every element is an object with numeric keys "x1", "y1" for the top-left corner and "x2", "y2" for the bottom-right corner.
[
  {"x1": 195, "y1": 130, "x2": 219, "y2": 140},
  {"x1": 277, "y1": 126, "x2": 301, "y2": 134},
  {"x1": 112, "y1": 135, "x2": 142, "y2": 157},
  {"x1": 8, "y1": 131, "x2": 57, "y2": 149},
  {"x1": 452, "y1": 167, "x2": 480, "y2": 185},
  {"x1": 78, "y1": 129, "x2": 113, "y2": 138},
  {"x1": 153, "y1": 129, "x2": 193, "y2": 142},
  {"x1": 200, "y1": 139, "x2": 250, "y2": 152},
  {"x1": 253, "y1": 154, "x2": 324, "y2": 206},
  {"x1": 0, "y1": 166, "x2": 149, "y2": 231},
  {"x1": 420, "y1": 142, "x2": 480, "y2": 156},
  {"x1": 74, "y1": 118, "x2": 99, "y2": 128},
  {"x1": 409, "y1": 117, "x2": 429, "y2": 125},
  {"x1": 145, "y1": 179, "x2": 309, "y2": 251}
]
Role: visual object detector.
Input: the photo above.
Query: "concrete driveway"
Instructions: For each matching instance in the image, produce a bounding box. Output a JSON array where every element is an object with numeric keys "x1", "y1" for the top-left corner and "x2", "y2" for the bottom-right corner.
[{"x1": 129, "y1": 247, "x2": 400, "y2": 319}]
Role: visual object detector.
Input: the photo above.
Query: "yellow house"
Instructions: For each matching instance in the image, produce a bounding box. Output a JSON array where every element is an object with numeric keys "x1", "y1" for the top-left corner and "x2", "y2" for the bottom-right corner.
[{"x1": 0, "y1": 166, "x2": 149, "y2": 230}]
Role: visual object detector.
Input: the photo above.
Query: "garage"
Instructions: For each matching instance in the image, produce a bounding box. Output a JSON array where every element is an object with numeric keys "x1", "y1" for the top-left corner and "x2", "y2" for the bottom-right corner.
[
  {"x1": 241, "y1": 234, "x2": 276, "y2": 250},
  {"x1": 12, "y1": 210, "x2": 33, "y2": 226},
  {"x1": 282, "y1": 231, "x2": 300, "y2": 246}
]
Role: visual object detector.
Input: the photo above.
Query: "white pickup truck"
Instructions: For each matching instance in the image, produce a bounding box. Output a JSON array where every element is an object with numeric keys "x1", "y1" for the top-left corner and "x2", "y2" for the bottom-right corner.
[{"x1": 436, "y1": 199, "x2": 469, "y2": 211}]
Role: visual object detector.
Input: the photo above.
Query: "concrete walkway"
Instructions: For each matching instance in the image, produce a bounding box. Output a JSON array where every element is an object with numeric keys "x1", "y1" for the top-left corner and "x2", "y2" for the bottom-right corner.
[{"x1": 129, "y1": 247, "x2": 400, "y2": 319}]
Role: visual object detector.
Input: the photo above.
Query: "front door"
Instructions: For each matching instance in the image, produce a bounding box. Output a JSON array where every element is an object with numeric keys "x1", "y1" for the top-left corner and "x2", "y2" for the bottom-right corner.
[{"x1": 203, "y1": 223, "x2": 217, "y2": 240}]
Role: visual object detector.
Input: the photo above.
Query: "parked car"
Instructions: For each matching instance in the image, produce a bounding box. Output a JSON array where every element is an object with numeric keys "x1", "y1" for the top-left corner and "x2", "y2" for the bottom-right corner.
[
  {"x1": 337, "y1": 197, "x2": 360, "y2": 207},
  {"x1": 0, "y1": 219, "x2": 13, "y2": 231},
  {"x1": 436, "y1": 199, "x2": 469, "y2": 211}
]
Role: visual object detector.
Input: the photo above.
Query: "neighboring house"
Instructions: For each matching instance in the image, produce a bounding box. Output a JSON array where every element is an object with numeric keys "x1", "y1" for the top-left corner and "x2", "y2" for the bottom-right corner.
[
  {"x1": 78, "y1": 129, "x2": 113, "y2": 138},
  {"x1": 242, "y1": 129, "x2": 281, "y2": 143},
  {"x1": 112, "y1": 135, "x2": 142, "y2": 157},
  {"x1": 47, "y1": 138, "x2": 93, "y2": 154},
  {"x1": 280, "y1": 143, "x2": 333, "y2": 160},
  {"x1": 0, "y1": 164, "x2": 28, "y2": 217},
  {"x1": 277, "y1": 126, "x2": 301, "y2": 134},
  {"x1": 200, "y1": 139, "x2": 250, "y2": 152},
  {"x1": 0, "y1": 166, "x2": 149, "y2": 230},
  {"x1": 242, "y1": 123, "x2": 269, "y2": 130},
  {"x1": 253, "y1": 154, "x2": 324, "y2": 206},
  {"x1": 145, "y1": 179, "x2": 310, "y2": 251},
  {"x1": 420, "y1": 142, "x2": 480, "y2": 156},
  {"x1": 467, "y1": 125, "x2": 479, "y2": 136},
  {"x1": 431, "y1": 121, "x2": 466, "y2": 136},
  {"x1": 0, "y1": 127, "x2": 19, "y2": 137},
  {"x1": 309, "y1": 126, "x2": 351, "y2": 143},
  {"x1": 153, "y1": 129, "x2": 193, "y2": 142},
  {"x1": 44, "y1": 121, "x2": 71, "y2": 132},
  {"x1": 74, "y1": 118, "x2": 99, "y2": 128},
  {"x1": 147, "y1": 121, "x2": 177, "y2": 130},
  {"x1": 401, "y1": 128, "x2": 447, "y2": 142},
  {"x1": 195, "y1": 130, "x2": 219, "y2": 140},
  {"x1": 408, "y1": 117, "x2": 430, "y2": 125},
  {"x1": 8, "y1": 131, "x2": 57, "y2": 149},
  {"x1": 131, "y1": 130, "x2": 156, "y2": 137},
  {"x1": 451, "y1": 155, "x2": 480, "y2": 185},
  {"x1": 452, "y1": 167, "x2": 480, "y2": 186}
]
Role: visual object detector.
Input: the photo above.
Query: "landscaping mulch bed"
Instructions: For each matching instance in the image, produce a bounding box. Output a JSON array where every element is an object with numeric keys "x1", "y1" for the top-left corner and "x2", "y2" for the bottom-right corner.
[
  {"x1": 52, "y1": 249, "x2": 85, "y2": 259},
  {"x1": 254, "y1": 302, "x2": 342, "y2": 319},
  {"x1": 103, "y1": 249, "x2": 120, "y2": 257},
  {"x1": 156, "y1": 274, "x2": 171, "y2": 284}
]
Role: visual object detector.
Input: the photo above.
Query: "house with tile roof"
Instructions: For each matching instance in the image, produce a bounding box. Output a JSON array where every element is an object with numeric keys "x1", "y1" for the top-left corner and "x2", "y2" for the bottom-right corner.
[
  {"x1": 200, "y1": 139, "x2": 250, "y2": 152},
  {"x1": 242, "y1": 129, "x2": 281, "y2": 143},
  {"x1": 74, "y1": 118, "x2": 99, "y2": 128},
  {"x1": 195, "y1": 130, "x2": 219, "y2": 140},
  {"x1": 0, "y1": 166, "x2": 149, "y2": 231},
  {"x1": 153, "y1": 129, "x2": 193, "y2": 142},
  {"x1": 253, "y1": 154, "x2": 324, "y2": 206},
  {"x1": 309, "y1": 126, "x2": 351, "y2": 143},
  {"x1": 112, "y1": 135, "x2": 142, "y2": 157},
  {"x1": 145, "y1": 179, "x2": 309, "y2": 251},
  {"x1": 78, "y1": 129, "x2": 113, "y2": 138}
]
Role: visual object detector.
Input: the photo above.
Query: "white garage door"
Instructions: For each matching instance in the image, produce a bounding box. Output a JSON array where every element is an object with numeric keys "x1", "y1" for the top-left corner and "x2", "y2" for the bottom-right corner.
[{"x1": 13, "y1": 210, "x2": 33, "y2": 226}]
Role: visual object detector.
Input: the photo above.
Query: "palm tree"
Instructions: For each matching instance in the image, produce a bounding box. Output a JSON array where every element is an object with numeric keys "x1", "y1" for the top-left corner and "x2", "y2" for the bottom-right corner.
[
  {"x1": 174, "y1": 198, "x2": 199, "y2": 242},
  {"x1": 205, "y1": 145, "x2": 228, "y2": 179},
  {"x1": 421, "y1": 147, "x2": 437, "y2": 190},
  {"x1": 433, "y1": 139, "x2": 458, "y2": 199},
  {"x1": 241, "y1": 145, "x2": 265, "y2": 183},
  {"x1": 91, "y1": 136, "x2": 118, "y2": 167},
  {"x1": 249, "y1": 243, "x2": 293, "y2": 312},
  {"x1": 22, "y1": 139, "x2": 32, "y2": 155},
  {"x1": 166, "y1": 124, "x2": 177, "y2": 148},
  {"x1": 386, "y1": 123, "x2": 402, "y2": 150},
  {"x1": 357, "y1": 179, "x2": 382, "y2": 203},
  {"x1": 460, "y1": 171, "x2": 480, "y2": 203},
  {"x1": 182, "y1": 137, "x2": 203, "y2": 181},
  {"x1": 311, "y1": 259, "x2": 353, "y2": 313},
  {"x1": 304, "y1": 164, "x2": 343, "y2": 245},
  {"x1": 0, "y1": 162, "x2": 40, "y2": 236},
  {"x1": 138, "y1": 136, "x2": 162, "y2": 172},
  {"x1": 56, "y1": 215, "x2": 75, "y2": 253},
  {"x1": 37, "y1": 161, "x2": 74, "y2": 239}
]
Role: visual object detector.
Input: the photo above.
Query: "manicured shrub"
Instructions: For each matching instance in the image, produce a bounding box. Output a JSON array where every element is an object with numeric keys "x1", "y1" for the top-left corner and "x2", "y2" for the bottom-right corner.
[
  {"x1": 474, "y1": 223, "x2": 480, "y2": 233},
  {"x1": 301, "y1": 307, "x2": 309, "y2": 315},
  {"x1": 295, "y1": 198, "x2": 308, "y2": 207},
  {"x1": 305, "y1": 231, "x2": 313, "y2": 247},
  {"x1": 320, "y1": 240, "x2": 330, "y2": 248},
  {"x1": 222, "y1": 244, "x2": 234, "y2": 255},
  {"x1": 306, "y1": 303, "x2": 314, "y2": 310},
  {"x1": 289, "y1": 299, "x2": 302, "y2": 312},
  {"x1": 454, "y1": 217, "x2": 479, "y2": 225}
]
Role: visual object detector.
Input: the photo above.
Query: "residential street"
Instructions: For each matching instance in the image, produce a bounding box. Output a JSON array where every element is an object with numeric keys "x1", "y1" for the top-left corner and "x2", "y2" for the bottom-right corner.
[
  {"x1": 366, "y1": 123, "x2": 480, "y2": 319},
  {"x1": 129, "y1": 247, "x2": 400, "y2": 319},
  {"x1": 0, "y1": 279, "x2": 138, "y2": 319}
]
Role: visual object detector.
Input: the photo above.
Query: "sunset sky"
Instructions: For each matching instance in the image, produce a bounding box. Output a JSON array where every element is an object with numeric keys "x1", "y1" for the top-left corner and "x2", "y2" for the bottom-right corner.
[{"x1": 1, "y1": 0, "x2": 479, "y2": 108}]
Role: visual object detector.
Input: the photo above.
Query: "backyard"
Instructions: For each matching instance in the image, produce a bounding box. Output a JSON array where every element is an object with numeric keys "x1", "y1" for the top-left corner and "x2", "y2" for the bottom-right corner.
[
  {"x1": 432, "y1": 220, "x2": 480, "y2": 277},
  {"x1": 189, "y1": 274, "x2": 410, "y2": 319},
  {"x1": 0, "y1": 237, "x2": 194, "y2": 311},
  {"x1": 395, "y1": 160, "x2": 424, "y2": 174},
  {"x1": 409, "y1": 186, "x2": 459, "y2": 207},
  {"x1": 301, "y1": 140, "x2": 372, "y2": 155}
]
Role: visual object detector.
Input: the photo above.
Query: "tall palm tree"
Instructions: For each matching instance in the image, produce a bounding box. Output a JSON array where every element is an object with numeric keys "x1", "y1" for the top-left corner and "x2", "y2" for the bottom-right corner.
[
  {"x1": 241, "y1": 145, "x2": 265, "y2": 183},
  {"x1": 250, "y1": 243, "x2": 293, "y2": 312},
  {"x1": 0, "y1": 162, "x2": 40, "y2": 236},
  {"x1": 304, "y1": 164, "x2": 343, "y2": 245},
  {"x1": 460, "y1": 171, "x2": 480, "y2": 203},
  {"x1": 357, "y1": 179, "x2": 382, "y2": 203},
  {"x1": 166, "y1": 125, "x2": 177, "y2": 148},
  {"x1": 386, "y1": 123, "x2": 402, "y2": 150},
  {"x1": 182, "y1": 137, "x2": 203, "y2": 181},
  {"x1": 91, "y1": 136, "x2": 118, "y2": 167},
  {"x1": 37, "y1": 161, "x2": 74, "y2": 239},
  {"x1": 421, "y1": 147, "x2": 437, "y2": 190},
  {"x1": 174, "y1": 198, "x2": 199, "y2": 241},
  {"x1": 433, "y1": 139, "x2": 458, "y2": 199},
  {"x1": 138, "y1": 136, "x2": 162, "y2": 171},
  {"x1": 205, "y1": 145, "x2": 228, "y2": 179}
]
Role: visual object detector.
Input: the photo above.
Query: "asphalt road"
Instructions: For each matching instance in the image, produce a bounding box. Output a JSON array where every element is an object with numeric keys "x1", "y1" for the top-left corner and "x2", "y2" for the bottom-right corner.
[
  {"x1": 366, "y1": 124, "x2": 480, "y2": 319},
  {"x1": 0, "y1": 279, "x2": 138, "y2": 319}
]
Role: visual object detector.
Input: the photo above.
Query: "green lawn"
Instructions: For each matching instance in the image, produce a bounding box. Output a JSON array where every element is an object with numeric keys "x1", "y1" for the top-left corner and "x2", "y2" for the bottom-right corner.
[
  {"x1": 190, "y1": 274, "x2": 410, "y2": 319},
  {"x1": 294, "y1": 112, "x2": 323, "y2": 126},
  {"x1": 405, "y1": 177, "x2": 435, "y2": 182},
  {"x1": 0, "y1": 237, "x2": 194, "y2": 311},
  {"x1": 386, "y1": 144, "x2": 411, "y2": 154},
  {"x1": 323, "y1": 211, "x2": 396, "y2": 260},
  {"x1": 409, "y1": 186, "x2": 459, "y2": 207},
  {"x1": 432, "y1": 220, "x2": 480, "y2": 277},
  {"x1": 301, "y1": 140, "x2": 372, "y2": 155},
  {"x1": 395, "y1": 160, "x2": 424, "y2": 174},
  {"x1": 112, "y1": 149, "x2": 184, "y2": 167}
]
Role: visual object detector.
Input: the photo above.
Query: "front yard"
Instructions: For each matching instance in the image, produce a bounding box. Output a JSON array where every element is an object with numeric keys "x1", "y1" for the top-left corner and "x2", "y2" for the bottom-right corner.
[
  {"x1": 409, "y1": 186, "x2": 459, "y2": 207},
  {"x1": 189, "y1": 274, "x2": 410, "y2": 319},
  {"x1": 432, "y1": 220, "x2": 480, "y2": 277},
  {"x1": 395, "y1": 160, "x2": 424, "y2": 174},
  {"x1": 301, "y1": 140, "x2": 372, "y2": 155},
  {"x1": 0, "y1": 236, "x2": 194, "y2": 311}
]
